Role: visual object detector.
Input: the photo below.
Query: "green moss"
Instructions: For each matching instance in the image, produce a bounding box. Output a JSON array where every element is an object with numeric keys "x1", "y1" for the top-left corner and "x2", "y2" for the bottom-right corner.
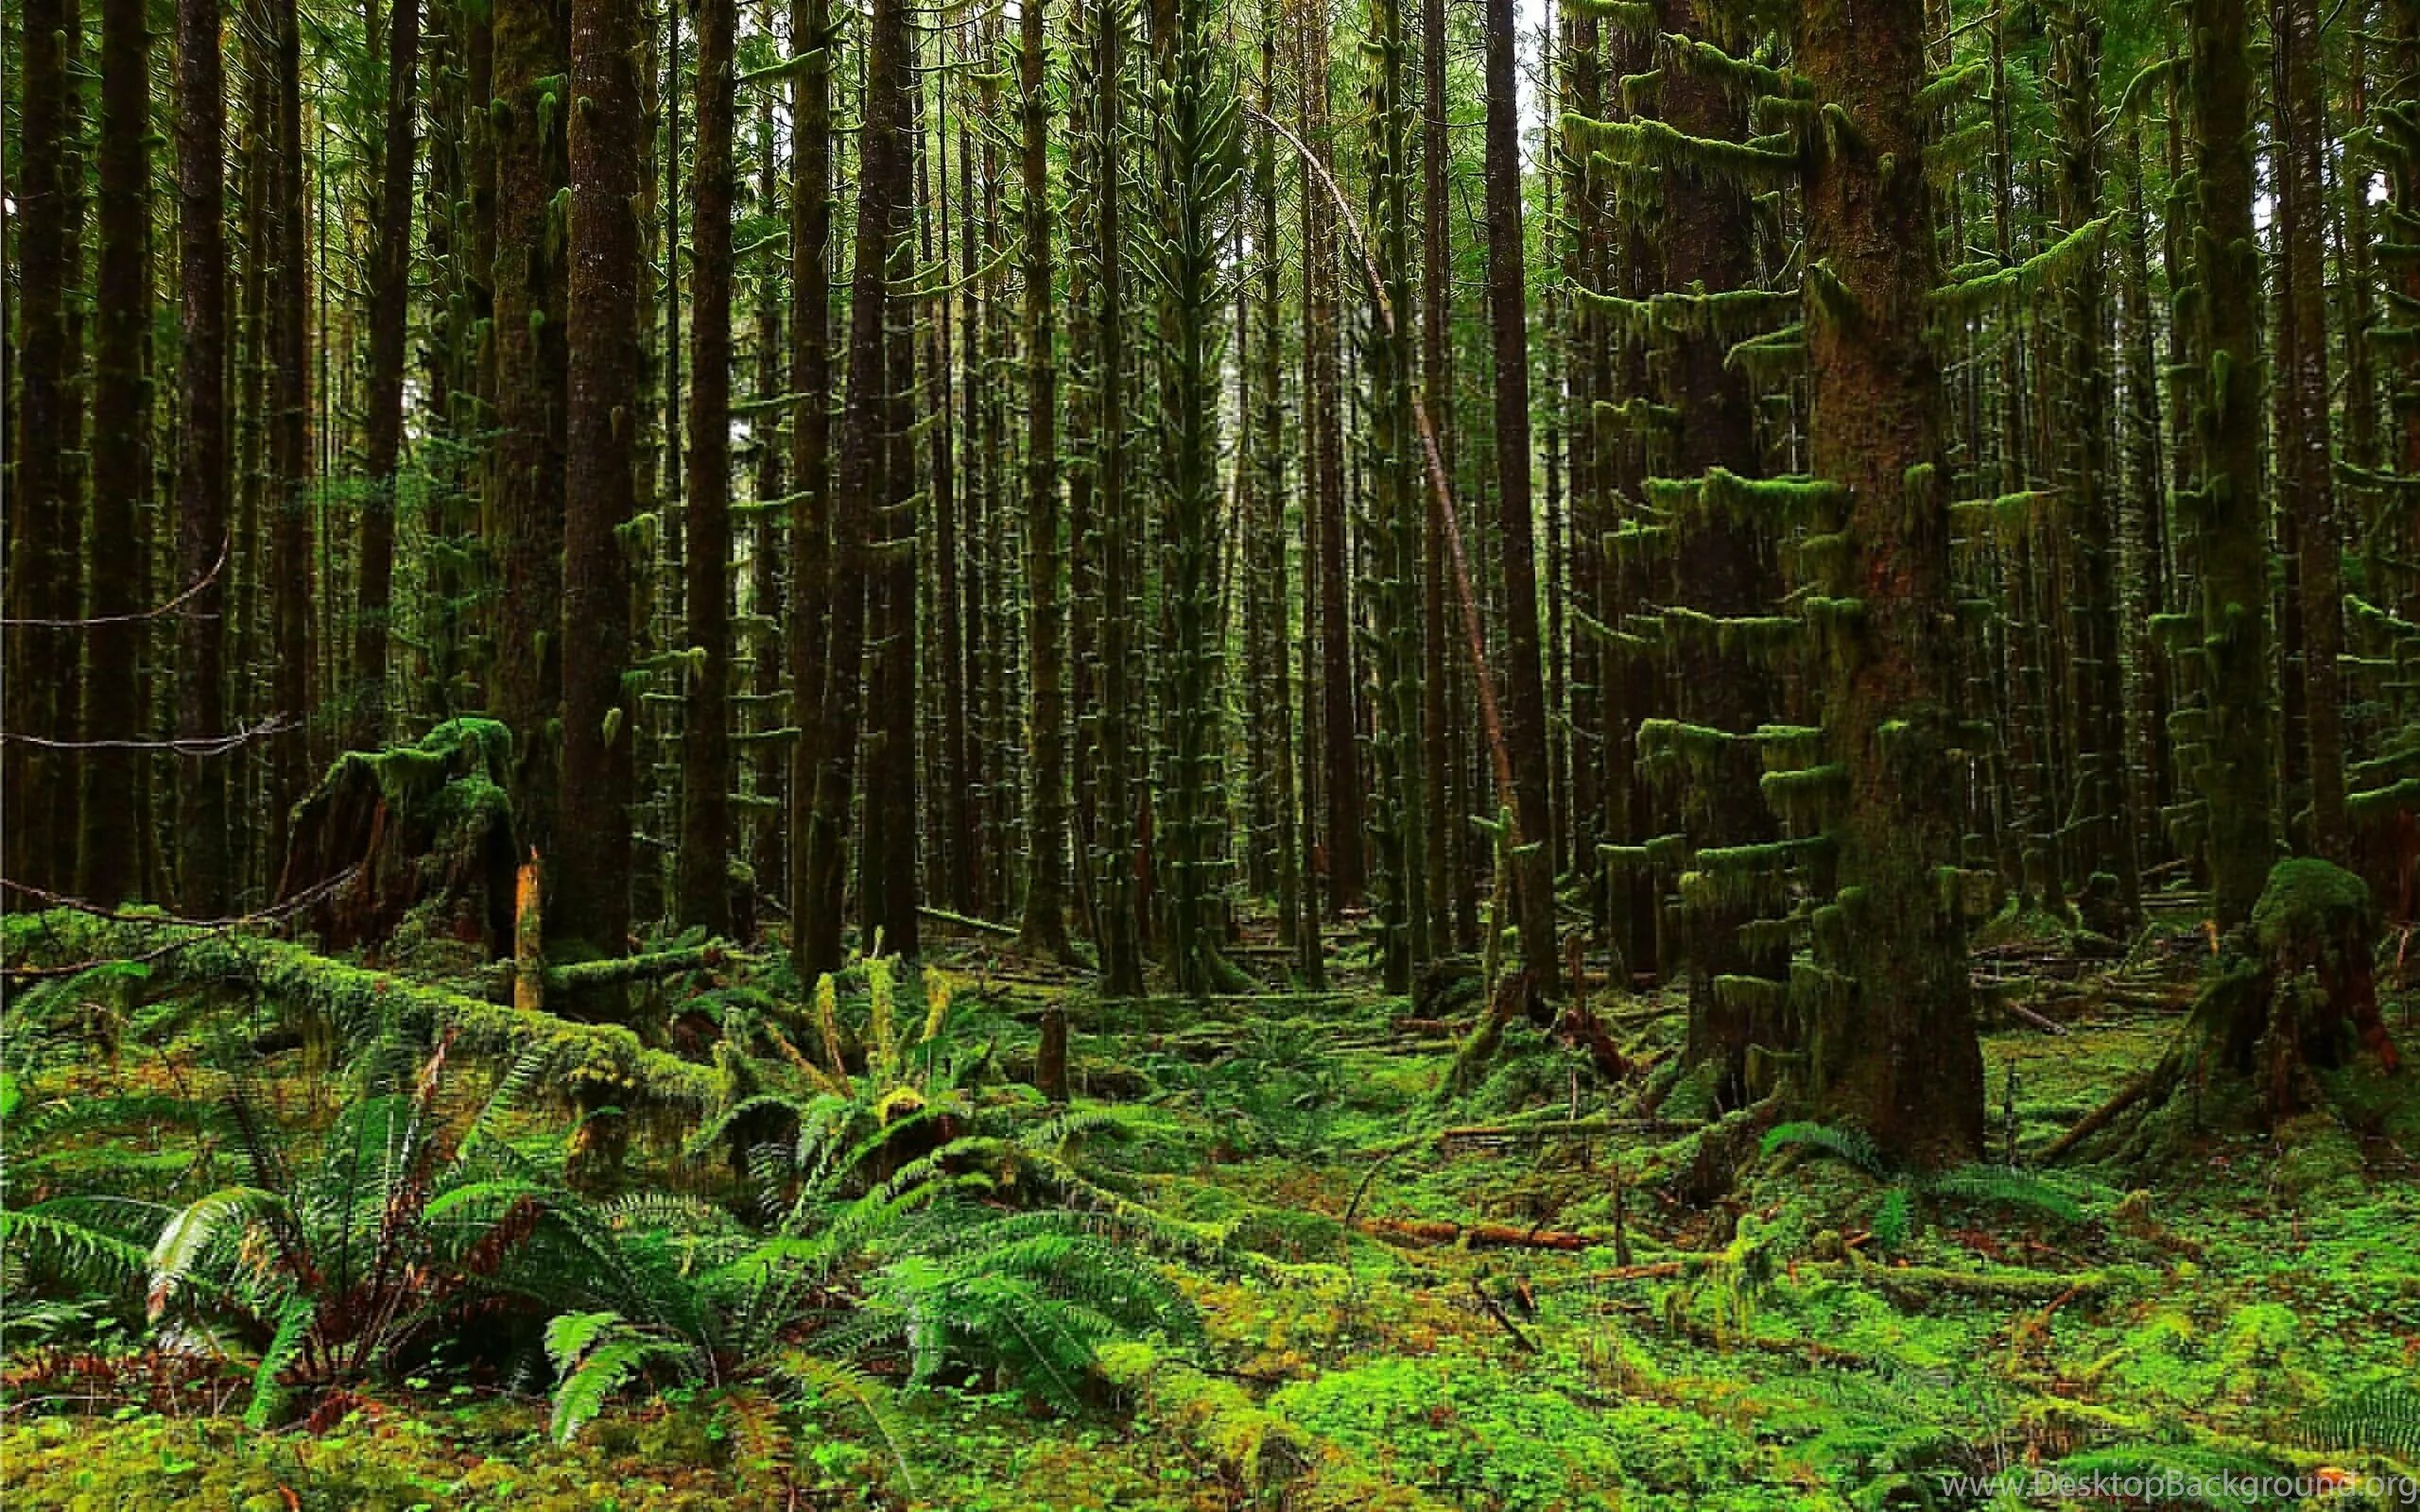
[{"x1": 2251, "y1": 859, "x2": 2373, "y2": 958}]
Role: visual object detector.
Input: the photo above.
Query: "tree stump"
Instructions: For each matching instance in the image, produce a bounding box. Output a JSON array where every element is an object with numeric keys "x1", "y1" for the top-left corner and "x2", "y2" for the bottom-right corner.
[{"x1": 276, "y1": 718, "x2": 520, "y2": 957}]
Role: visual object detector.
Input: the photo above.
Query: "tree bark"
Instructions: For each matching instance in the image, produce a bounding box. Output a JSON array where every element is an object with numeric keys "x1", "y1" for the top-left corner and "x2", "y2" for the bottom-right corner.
[
  {"x1": 680, "y1": 0, "x2": 738, "y2": 936},
  {"x1": 175, "y1": 0, "x2": 233, "y2": 914},
  {"x1": 1016, "y1": 0, "x2": 1072, "y2": 958},
  {"x1": 555, "y1": 0, "x2": 648, "y2": 971},
  {"x1": 1797, "y1": 0, "x2": 1985, "y2": 1165},
  {"x1": 82, "y1": 0, "x2": 152, "y2": 904},
  {"x1": 354, "y1": 0, "x2": 423, "y2": 749}
]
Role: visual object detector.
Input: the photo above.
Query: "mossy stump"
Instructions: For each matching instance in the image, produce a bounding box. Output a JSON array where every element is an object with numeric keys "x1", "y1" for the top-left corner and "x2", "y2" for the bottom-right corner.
[
  {"x1": 276, "y1": 718, "x2": 519, "y2": 957},
  {"x1": 2052, "y1": 858, "x2": 2398, "y2": 1165}
]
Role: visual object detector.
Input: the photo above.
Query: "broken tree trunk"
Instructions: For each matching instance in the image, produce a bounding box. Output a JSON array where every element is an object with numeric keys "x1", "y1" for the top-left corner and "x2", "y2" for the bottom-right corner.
[{"x1": 276, "y1": 718, "x2": 519, "y2": 957}]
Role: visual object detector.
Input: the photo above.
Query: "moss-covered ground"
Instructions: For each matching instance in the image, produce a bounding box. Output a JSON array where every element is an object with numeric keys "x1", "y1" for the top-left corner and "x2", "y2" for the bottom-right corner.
[{"x1": 6, "y1": 897, "x2": 2418, "y2": 1510}]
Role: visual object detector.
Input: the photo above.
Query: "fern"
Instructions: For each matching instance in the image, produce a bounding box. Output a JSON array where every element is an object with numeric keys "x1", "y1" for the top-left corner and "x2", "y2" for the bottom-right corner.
[
  {"x1": 1, "y1": 1202, "x2": 155, "y2": 1293},
  {"x1": 2300, "y1": 1381, "x2": 2420, "y2": 1458},
  {"x1": 245, "y1": 1296, "x2": 319, "y2": 1429},
  {"x1": 1923, "y1": 1166, "x2": 2085, "y2": 1227},
  {"x1": 147, "y1": 1186, "x2": 283, "y2": 1317},
  {"x1": 1762, "y1": 1120, "x2": 1886, "y2": 1177}
]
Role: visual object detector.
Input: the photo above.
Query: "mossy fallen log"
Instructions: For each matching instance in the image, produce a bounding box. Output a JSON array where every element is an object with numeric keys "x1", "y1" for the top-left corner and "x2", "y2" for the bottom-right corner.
[
  {"x1": 3, "y1": 911, "x2": 723, "y2": 1116},
  {"x1": 1355, "y1": 1215, "x2": 1596, "y2": 1252},
  {"x1": 477, "y1": 943, "x2": 740, "y2": 1003}
]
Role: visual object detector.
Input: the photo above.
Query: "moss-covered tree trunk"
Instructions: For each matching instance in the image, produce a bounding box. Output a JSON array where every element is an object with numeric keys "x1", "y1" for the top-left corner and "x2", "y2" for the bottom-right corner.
[
  {"x1": 1075, "y1": 0, "x2": 1146, "y2": 995},
  {"x1": 489, "y1": 0, "x2": 571, "y2": 864},
  {"x1": 1017, "y1": 0, "x2": 1072, "y2": 959},
  {"x1": 1304, "y1": 0, "x2": 1364, "y2": 918},
  {"x1": 680, "y1": 0, "x2": 737, "y2": 936},
  {"x1": 799, "y1": 0, "x2": 907, "y2": 975},
  {"x1": 1796, "y1": 0, "x2": 1984, "y2": 1165},
  {"x1": 861, "y1": 17, "x2": 920, "y2": 961},
  {"x1": 175, "y1": 0, "x2": 233, "y2": 914},
  {"x1": 353, "y1": 0, "x2": 423, "y2": 750},
  {"x1": 2278, "y1": 0, "x2": 2347, "y2": 860},
  {"x1": 786, "y1": 0, "x2": 834, "y2": 966},
  {"x1": 82, "y1": 0, "x2": 151, "y2": 905},
  {"x1": 1482, "y1": 0, "x2": 1560, "y2": 996},
  {"x1": 2185, "y1": 0, "x2": 2278, "y2": 931},
  {"x1": 268, "y1": 0, "x2": 313, "y2": 866},
  {"x1": 1151, "y1": 0, "x2": 1244, "y2": 996},
  {"x1": 1361, "y1": 0, "x2": 1435, "y2": 995},
  {"x1": 6, "y1": 0, "x2": 86, "y2": 902},
  {"x1": 555, "y1": 0, "x2": 647, "y2": 972},
  {"x1": 2048, "y1": 0, "x2": 2139, "y2": 927},
  {"x1": 1658, "y1": 0, "x2": 1786, "y2": 1089}
]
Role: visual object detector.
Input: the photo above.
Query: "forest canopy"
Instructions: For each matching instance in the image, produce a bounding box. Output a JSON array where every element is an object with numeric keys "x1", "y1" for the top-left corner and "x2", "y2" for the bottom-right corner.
[{"x1": 5, "y1": 0, "x2": 2420, "y2": 1498}]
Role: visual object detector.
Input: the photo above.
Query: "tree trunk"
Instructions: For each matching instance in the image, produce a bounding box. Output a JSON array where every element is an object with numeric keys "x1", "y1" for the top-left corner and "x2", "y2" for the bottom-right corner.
[
  {"x1": 786, "y1": 0, "x2": 833, "y2": 965},
  {"x1": 354, "y1": 0, "x2": 423, "y2": 749},
  {"x1": 799, "y1": 0, "x2": 908, "y2": 975},
  {"x1": 489, "y1": 0, "x2": 571, "y2": 862},
  {"x1": 1482, "y1": 0, "x2": 1561, "y2": 996},
  {"x1": 1016, "y1": 0, "x2": 1072, "y2": 958},
  {"x1": 2279, "y1": 0, "x2": 2347, "y2": 859},
  {"x1": 268, "y1": 0, "x2": 314, "y2": 866},
  {"x1": 175, "y1": 0, "x2": 233, "y2": 914},
  {"x1": 9, "y1": 0, "x2": 87, "y2": 901},
  {"x1": 2187, "y1": 0, "x2": 2278, "y2": 930},
  {"x1": 82, "y1": 0, "x2": 152, "y2": 904},
  {"x1": 680, "y1": 0, "x2": 738, "y2": 936},
  {"x1": 555, "y1": 0, "x2": 648, "y2": 971},
  {"x1": 1796, "y1": 0, "x2": 1985, "y2": 1165}
]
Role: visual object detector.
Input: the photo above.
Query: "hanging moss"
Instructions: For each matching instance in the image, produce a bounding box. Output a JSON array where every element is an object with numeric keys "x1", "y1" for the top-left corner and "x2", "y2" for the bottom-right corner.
[
  {"x1": 1657, "y1": 31, "x2": 1806, "y2": 102},
  {"x1": 1913, "y1": 61, "x2": 1987, "y2": 118},
  {"x1": 1726, "y1": 322, "x2": 1806, "y2": 384},
  {"x1": 1929, "y1": 215, "x2": 2115, "y2": 321},
  {"x1": 1562, "y1": 112, "x2": 1800, "y2": 188},
  {"x1": 1757, "y1": 764, "x2": 1846, "y2": 829}
]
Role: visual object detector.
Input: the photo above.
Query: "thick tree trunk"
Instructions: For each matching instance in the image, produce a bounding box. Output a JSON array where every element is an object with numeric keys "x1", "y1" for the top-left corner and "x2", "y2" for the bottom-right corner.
[
  {"x1": 555, "y1": 0, "x2": 648, "y2": 971},
  {"x1": 1017, "y1": 0, "x2": 1072, "y2": 958},
  {"x1": 1304, "y1": 0, "x2": 1364, "y2": 916},
  {"x1": 1796, "y1": 0, "x2": 1985, "y2": 1165},
  {"x1": 82, "y1": 0, "x2": 152, "y2": 904},
  {"x1": 2187, "y1": 0, "x2": 2278, "y2": 930},
  {"x1": 1658, "y1": 0, "x2": 1781, "y2": 1086},
  {"x1": 175, "y1": 0, "x2": 232, "y2": 915},
  {"x1": 268, "y1": 0, "x2": 313, "y2": 865},
  {"x1": 786, "y1": 0, "x2": 833, "y2": 965},
  {"x1": 799, "y1": 0, "x2": 908, "y2": 975},
  {"x1": 489, "y1": 0, "x2": 571, "y2": 861},
  {"x1": 2279, "y1": 0, "x2": 2347, "y2": 859},
  {"x1": 9, "y1": 0, "x2": 86, "y2": 900},
  {"x1": 354, "y1": 0, "x2": 423, "y2": 748},
  {"x1": 680, "y1": 0, "x2": 737, "y2": 936}
]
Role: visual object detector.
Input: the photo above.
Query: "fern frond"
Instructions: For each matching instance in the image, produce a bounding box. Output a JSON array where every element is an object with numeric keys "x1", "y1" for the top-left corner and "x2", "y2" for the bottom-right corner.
[
  {"x1": 1922, "y1": 1166, "x2": 2085, "y2": 1226},
  {"x1": 244, "y1": 1296, "x2": 319, "y2": 1430},
  {"x1": 1761, "y1": 1121, "x2": 1887, "y2": 1177},
  {"x1": 2301, "y1": 1381, "x2": 2420, "y2": 1457},
  {"x1": 148, "y1": 1186, "x2": 285, "y2": 1317}
]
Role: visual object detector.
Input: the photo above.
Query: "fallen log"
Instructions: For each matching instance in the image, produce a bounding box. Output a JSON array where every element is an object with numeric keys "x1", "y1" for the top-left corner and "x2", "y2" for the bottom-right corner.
[
  {"x1": 3, "y1": 911, "x2": 723, "y2": 1113},
  {"x1": 1356, "y1": 1215, "x2": 1595, "y2": 1252},
  {"x1": 480, "y1": 943, "x2": 738, "y2": 1002},
  {"x1": 1438, "y1": 1117, "x2": 1701, "y2": 1149}
]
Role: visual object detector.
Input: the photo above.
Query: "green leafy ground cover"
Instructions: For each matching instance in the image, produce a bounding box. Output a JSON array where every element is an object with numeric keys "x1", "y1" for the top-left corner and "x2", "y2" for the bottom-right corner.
[{"x1": 5, "y1": 901, "x2": 2418, "y2": 1509}]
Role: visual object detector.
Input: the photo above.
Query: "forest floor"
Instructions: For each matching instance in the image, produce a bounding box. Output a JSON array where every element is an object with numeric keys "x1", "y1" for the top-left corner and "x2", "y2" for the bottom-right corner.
[{"x1": 7, "y1": 892, "x2": 2420, "y2": 1510}]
